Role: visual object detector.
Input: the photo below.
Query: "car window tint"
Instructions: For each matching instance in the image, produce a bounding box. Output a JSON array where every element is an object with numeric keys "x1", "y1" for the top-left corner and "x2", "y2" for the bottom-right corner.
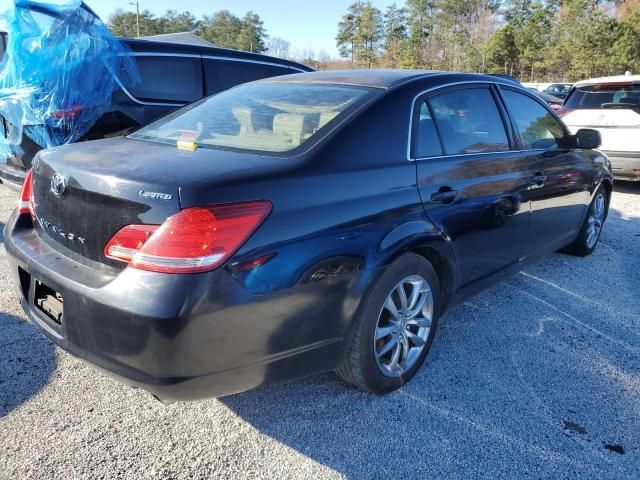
[
  {"x1": 429, "y1": 88, "x2": 509, "y2": 155},
  {"x1": 502, "y1": 90, "x2": 565, "y2": 150},
  {"x1": 205, "y1": 59, "x2": 292, "y2": 95},
  {"x1": 131, "y1": 82, "x2": 371, "y2": 154},
  {"x1": 128, "y1": 56, "x2": 203, "y2": 103},
  {"x1": 414, "y1": 102, "x2": 443, "y2": 158}
]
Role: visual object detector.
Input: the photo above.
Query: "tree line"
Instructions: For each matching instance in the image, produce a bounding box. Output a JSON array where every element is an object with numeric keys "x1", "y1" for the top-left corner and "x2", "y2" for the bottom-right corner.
[
  {"x1": 107, "y1": 9, "x2": 269, "y2": 53},
  {"x1": 336, "y1": 0, "x2": 640, "y2": 81}
]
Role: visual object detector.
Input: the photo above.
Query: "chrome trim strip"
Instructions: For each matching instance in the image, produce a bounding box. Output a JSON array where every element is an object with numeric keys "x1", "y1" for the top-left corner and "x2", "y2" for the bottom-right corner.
[
  {"x1": 132, "y1": 52, "x2": 201, "y2": 58},
  {"x1": 202, "y1": 54, "x2": 308, "y2": 72},
  {"x1": 413, "y1": 150, "x2": 517, "y2": 162},
  {"x1": 131, "y1": 51, "x2": 308, "y2": 72},
  {"x1": 114, "y1": 76, "x2": 188, "y2": 107},
  {"x1": 406, "y1": 80, "x2": 534, "y2": 161},
  {"x1": 570, "y1": 125, "x2": 640, "y2": 129}
]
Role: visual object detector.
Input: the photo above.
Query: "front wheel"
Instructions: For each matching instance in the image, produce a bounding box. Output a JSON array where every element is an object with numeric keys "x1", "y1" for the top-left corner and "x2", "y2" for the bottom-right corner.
[
  {"x1": 565, "y1": 185, "x2": 608, "y2": 257},
  {"x1": 335, "y1": 253, "x2": 441, "y2": 393}
]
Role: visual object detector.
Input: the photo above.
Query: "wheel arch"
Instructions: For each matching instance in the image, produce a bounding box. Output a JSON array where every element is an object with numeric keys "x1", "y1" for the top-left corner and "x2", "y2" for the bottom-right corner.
[{"x1": 377, "y1": 229, "x2": 457, "y2": 310}]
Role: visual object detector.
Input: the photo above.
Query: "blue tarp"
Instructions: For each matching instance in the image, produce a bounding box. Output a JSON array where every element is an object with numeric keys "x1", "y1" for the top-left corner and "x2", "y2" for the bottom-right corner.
[{"x1": 0, "y1": 0, "x2": 139, "y2": 158}]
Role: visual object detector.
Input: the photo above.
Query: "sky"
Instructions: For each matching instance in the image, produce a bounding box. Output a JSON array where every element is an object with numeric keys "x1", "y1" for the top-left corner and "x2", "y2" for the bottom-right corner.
[{"x1": 90, "y1": 0, "x2": 397, "y2": 58}]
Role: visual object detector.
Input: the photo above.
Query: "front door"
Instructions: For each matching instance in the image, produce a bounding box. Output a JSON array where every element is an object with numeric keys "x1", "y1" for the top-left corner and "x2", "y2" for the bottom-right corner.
[
  {"x1": 498, "y1": 88, "x2": 591, "y2": 254},
  {"x1": 412, "y1": 85, "x2": 532, "y2": 288}
]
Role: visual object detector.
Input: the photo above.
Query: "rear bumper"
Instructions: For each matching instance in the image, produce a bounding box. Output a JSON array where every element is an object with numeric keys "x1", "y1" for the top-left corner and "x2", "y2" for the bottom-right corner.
[
  {"x1": 602, "y1": 150, "x2": 640, "y2": 180},
  {"x1": 3, "y1": 212, "x2": 362, "y2": 401}
]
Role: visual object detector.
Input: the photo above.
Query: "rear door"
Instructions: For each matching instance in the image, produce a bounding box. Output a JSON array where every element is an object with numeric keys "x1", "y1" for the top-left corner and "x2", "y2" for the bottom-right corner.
[
  {"x1": 560, "y1": 81, "x2": 640, "y2": 154},
  {"x1": 499, "y1": 87, "x2": 592, "y2": 254},
  {"x1": 413, "y1": 84, "x2": 531, "y2": 288}
]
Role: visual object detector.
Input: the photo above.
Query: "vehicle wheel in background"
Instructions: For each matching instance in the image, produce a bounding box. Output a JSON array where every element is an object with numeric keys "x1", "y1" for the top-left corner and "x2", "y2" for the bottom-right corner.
[
  {"x1": 565, "y1": 185, "x2": 608, "y2": 257},
  {"x1": 335, "y1": 253, "x2": 441, "y2": 394}
]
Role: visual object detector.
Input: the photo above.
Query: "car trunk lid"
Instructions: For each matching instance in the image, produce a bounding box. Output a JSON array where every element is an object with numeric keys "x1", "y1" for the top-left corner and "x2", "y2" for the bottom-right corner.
[{"x1": 29, "y1": 136, "x2": 287, "y2": 269}]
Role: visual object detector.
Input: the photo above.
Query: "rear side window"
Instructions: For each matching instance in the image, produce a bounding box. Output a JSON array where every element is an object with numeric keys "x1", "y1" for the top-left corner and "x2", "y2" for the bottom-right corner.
[
  {"x1": 429, "y1": 88, "x2": 509, "y2": 155},
  {"x1": 204, "y1": 59, "x2": 292, "y2": 95},
  {"x1": 128, "y1": 56, "x2": 203, "y2": 103},
  {"x1": 502, "y1": 90, "x2": 565, "y2": 150},
  {"x1": 414, "y1": 102, "x2": 443, "y2": 158},
  {"x1": 565, "y1": 83, "x2": 640, "y2": 110}
]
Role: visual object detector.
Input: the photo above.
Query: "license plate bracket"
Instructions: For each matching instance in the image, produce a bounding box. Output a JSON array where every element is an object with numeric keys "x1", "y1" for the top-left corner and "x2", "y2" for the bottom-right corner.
[{"x1": 34, "y1": 280, "x2": 63, "y2": 325}]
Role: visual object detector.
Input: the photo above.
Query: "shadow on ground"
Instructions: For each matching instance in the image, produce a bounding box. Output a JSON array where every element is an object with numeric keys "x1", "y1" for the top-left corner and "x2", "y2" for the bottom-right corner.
[
  {"x1": 0, "y1": 313, "x2": 56, "y2": 417},
  {"x1": 0, "y1": 222, "x2": 4, "y2": 243},
  {"x1": 221, "y1": 212, "x2": 640, "y2": 478}
]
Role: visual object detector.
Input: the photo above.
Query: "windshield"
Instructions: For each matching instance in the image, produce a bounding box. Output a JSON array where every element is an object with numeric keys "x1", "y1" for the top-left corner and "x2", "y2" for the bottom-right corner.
[
  {"x1": 565, "y1": 83, "x2": 640, "y2": 110},
  {"x1": 131, "y1": 82, "x2": 372, "y2": 154}
]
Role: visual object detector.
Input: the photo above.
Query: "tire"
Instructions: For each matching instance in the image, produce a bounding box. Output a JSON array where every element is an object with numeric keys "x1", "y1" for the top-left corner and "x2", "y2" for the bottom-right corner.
[
  {"x1": 565, "y1": 185, "x2": 608, "y2": 257},
  {"x1": 335, "y1": 252, "x2": 441, "y2": 394}
]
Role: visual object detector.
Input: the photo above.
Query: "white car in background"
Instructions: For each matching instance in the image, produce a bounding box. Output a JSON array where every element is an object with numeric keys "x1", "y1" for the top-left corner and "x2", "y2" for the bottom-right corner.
[{"x1": 559, "y1": 74, "x2": 640, "y2": 181}]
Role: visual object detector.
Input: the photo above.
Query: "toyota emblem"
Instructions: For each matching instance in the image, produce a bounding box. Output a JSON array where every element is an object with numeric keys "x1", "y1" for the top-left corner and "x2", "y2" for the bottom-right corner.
[{"x1": 50, "y1": 173, "x2": 67, "y2": 198}]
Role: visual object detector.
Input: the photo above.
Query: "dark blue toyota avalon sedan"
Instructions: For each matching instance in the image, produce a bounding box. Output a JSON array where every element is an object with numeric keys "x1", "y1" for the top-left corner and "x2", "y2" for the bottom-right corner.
[{"x1": 4, "y1": 70, "x2": 612, "y2": 401}]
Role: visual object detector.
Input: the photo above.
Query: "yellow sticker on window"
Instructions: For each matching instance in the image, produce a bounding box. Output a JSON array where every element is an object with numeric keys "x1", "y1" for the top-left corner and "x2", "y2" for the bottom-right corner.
[{"x1": 177, "y1": 140, "x2": 197, "y2": 151}]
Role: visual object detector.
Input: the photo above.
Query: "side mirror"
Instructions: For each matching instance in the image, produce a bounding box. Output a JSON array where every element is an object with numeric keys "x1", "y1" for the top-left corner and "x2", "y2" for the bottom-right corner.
[{"x1": 575, "y1": 128, "x2": 601, "y2": 149}]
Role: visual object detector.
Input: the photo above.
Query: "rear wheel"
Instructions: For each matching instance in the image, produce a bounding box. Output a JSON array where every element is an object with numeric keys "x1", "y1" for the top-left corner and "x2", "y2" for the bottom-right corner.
[
  {"x1": 336, "y1": 253, "x2": 441, "y2": 393},
  {"x1": 565, "y1": 185, "x2": 608, "y2": 256}
]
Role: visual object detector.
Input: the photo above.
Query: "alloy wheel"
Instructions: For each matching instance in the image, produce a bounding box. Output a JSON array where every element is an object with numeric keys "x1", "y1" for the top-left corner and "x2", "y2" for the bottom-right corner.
[
  {"x1": 586, "y1": 193, "x2": 605, "y2": 249},
  {"x1": 373, "y1": 275, "x2": 433, "y2": 377}
]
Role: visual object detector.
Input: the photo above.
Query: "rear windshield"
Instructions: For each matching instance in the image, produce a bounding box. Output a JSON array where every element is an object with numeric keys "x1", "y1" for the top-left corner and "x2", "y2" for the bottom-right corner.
[
  {"x1": 565, "y1": 83, "x2": 640, "y2": 110},
  {"x1": 131, "y1": 82, "x2": 372, "y2": 154}
]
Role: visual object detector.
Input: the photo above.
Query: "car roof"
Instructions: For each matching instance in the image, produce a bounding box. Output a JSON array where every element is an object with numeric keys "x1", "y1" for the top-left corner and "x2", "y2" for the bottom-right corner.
[
  {"x1": 121, "y1": 38, "x2": 313, "y2": 72},
  {"x1": 255, "y1": 69, "x2": 521, "y2": 89},
  {"x1": 575, "y1": 74, "x2": 640, "y2": 86},
  {"x1": 138, "y1": 32, "x2": 216, "y2": 48}
]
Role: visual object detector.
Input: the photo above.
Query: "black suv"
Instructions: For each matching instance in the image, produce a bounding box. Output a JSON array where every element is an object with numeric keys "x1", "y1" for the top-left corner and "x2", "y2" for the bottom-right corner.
[{"x1": 0, "y1": 31, "x2": 311, "y2": 189}]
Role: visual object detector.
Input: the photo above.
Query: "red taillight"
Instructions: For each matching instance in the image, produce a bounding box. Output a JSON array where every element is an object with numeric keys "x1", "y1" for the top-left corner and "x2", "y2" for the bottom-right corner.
[
  {"x1": 18, "y1": 169, "x2": 34, "y2": 216},
  {"x1": 51, "y1": 105, "x2": 84, "y2": 120},
  {"x1": 104, "y1": 201, "x2": 272, "y2": 274},
  {"x1": 104, "y1": 225, "x2": 160, "y2": 262},
  {"x1": 556, "y1": 107, "x2": 574, "y2": 118}
]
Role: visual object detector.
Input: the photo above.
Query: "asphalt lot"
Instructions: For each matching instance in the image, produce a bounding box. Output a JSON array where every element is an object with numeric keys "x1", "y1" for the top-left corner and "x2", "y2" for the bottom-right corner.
[{"x1": 1, "y1": 181, "x2": 639, "y2": 479}]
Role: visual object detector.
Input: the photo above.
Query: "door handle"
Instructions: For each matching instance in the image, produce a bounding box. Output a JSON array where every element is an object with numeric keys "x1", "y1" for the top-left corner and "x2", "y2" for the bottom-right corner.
[
  {"x1": 530, "y1": 172, "x2": 547, "y2": 189},
  {"x1": 430, "y1": 188, "x2": 459, "y2": 204}
]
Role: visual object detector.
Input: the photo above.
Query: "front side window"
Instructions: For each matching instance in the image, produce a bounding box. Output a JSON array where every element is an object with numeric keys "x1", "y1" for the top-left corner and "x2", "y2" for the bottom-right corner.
[
  {"x1": 131, "y1": 82, "x2": 372, "y2": 153},
  {"x1": 429, "y1": 88, "x2": 509, "y2": 155},
  {"x1": 502, "y1": 90, "x2": 565, "y2": 150}
]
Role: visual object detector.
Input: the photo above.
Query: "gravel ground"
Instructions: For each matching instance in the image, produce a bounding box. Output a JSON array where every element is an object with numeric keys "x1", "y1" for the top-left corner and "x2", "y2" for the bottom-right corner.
[{"x1": 1, "y1": 181, "x2": 639, "y2": 480}]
